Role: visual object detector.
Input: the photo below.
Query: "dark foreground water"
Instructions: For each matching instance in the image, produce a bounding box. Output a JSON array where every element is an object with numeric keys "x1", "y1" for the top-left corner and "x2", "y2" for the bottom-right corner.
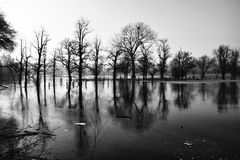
[{"x1": 0, "y1": 78, "x2": 240, "y2": 160}]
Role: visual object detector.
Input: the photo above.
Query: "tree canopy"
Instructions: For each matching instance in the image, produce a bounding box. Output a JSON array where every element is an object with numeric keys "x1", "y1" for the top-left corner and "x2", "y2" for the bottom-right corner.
[{"x1": 0, "y1": 13, "x2": 16, "y2": 52}]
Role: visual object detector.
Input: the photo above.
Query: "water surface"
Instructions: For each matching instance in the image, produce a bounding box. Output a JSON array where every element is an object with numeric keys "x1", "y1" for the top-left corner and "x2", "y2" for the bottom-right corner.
[{"x1": 0, "y1": 78, "x2": 240, "y2": 160}]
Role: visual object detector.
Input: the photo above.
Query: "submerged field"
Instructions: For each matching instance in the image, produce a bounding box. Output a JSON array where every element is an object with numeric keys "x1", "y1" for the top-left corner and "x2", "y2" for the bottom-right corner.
[{"x1": 0, "y1": 78, "x2": 240, "y2": 160}]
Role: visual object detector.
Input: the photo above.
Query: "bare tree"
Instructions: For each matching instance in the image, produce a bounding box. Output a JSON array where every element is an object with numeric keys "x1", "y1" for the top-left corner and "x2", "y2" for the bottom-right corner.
[
  {"x1": 24, "y1": 45, "x2": 31, "y2": 89},
  {"x1": 115, "y1": 22, "x2": 156, "y2": 79},
  {"x1": 158, "y1": 39, "x2": 171, "y2": 79},
  {"x1": 88, "y1": 38, "x2": 103, "y2": 82},
  {"x1": 213, "y1": 45, "x2": 230, "y2": 79},
  {"x1": 149, "y1": 62, "x2": 158, "y2": 80},
  {"x1": 43, "y1": 47, "x2": 48, "y2": 90},
  {"x1": 170, "y1": 50, "x2": 195, "y2": 80},
  {"x1": 32, "y1": 28, "x2": 50, "y2": 87},
  {"x1": 107, "y1": 45, "x2": 121, "y2": 81},
  {"x1": 118, "y1": 53, "x2": 131, "y2": 79},
  {"x1": 57, "y1": 39, "x2": 76, "y2": 91},
  {"x1": 18, "y1": 40, "x2": 25, "y2": 86},
  {"x1": 229, "y1": 49, "x2": 239, "y2": 79},
  {"x1": 196, "y1": 55, "x2": 215, "y2": 79},
  {"x1": 49, "y1": 50, "x2": 58, "y2": 88},
  {"x1": 138, "y1": 44, "x2": 153, "y2": 80},
  {"x1": 74, "y1": 18, "x2": 91, "y2": 101}
]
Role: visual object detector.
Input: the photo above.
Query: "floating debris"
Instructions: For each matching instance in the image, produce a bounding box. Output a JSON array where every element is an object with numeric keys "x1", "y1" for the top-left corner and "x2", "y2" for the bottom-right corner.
[
  {"x1": 75, "y1": 123, "x2": 86, "y2": 126},
  {"x1": 64, "y1": 129, "x2": 68, "y2": 132},
  {"x1": 184, "y1": 141, "x2": 193, "y2": 147}
]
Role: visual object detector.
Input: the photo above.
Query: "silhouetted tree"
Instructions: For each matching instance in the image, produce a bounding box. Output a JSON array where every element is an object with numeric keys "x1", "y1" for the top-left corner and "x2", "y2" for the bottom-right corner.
[
  {"x1": 24, "y1": 46, "x2": 31, "y2": 89},
  {"x1": 157, "y1": 39, "x2": 171, "y2": 79},
  {"x1": 0, "y1": 12, "x2": 16, "y2": 52},
  {"x1": 94, "y1": 78, "x2": 99, "y2": 112},
  {"x1": 229, "y1": 49, "x2": 239, "y2": 79},
  {"x1": 107, "y1": 46, "x2": 121, "y2": 81},
  {"x1": 49, "y1": 49, "x2": 58, "y2": 89},
  {"x1": 32, "y1": 28, "x2": 50, "y2": 88},
  {"x1": 196, "y1": 55, "x2": 215, "y2": 79},
  {"x1": 88, "y1": 38, "x2": 103, "y2": 82},
  {"x1": 115, "y1": 22, "x2": 156, "y2": 79},
  {"x1": 88, "y1": 38, "x2": 103, "y2": 113},
  {"x1": 18, "y1": 40, "x2": 25, "y2": 86},
  {"x1": 43, "y1": 48, "x2": 47, "y2": 91},
  {"x1": 74, "y1": 18, "x2": 91, "y2": 103},
  {"x1": 148, "y1": 62, "x2": 158, "y2": 80},
  {"x1": 118, "y1": 53, "x2": 131, "y2": 79},
  {"x1": 170, "y1": 50, "x2": 195, "y2": 80},
  {"x1": 138, "y1": 44, "x2": 153, "y2": 80},
  {"x1": 58, "y1": 39, "x2": 76, "y2": 91},
  {"x1": 213, "y1": 45, "x2": 230, "y2": 79}
]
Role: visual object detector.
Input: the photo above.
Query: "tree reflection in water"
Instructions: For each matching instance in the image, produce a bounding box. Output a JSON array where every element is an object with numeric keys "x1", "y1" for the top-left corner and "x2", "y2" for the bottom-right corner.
[
  {"x1": 158, "y1": 83, "x2": 169, "y2": 120},
  {"x1": 197, "y1": 83, "x2": 216, "y2": 101},
  {"x1": 214, "y1": 82, "x2": 239, "y2": 113},
  {"x1": 134, "y1": 82, "x2": 155, "y2": 129},
  {"x1": 52, "y1": 81, "x2": 78, "y2": 109},
  {"x1": 112, "y1": 80, "x2": 133, "y2": 119},
  {"x1": 2, "y1": 78, "x2": 240, "y2": 160},
  {"x1": 109, "y1": 81, "x2": 158, "y2": 131},
  {"x1": 79, "y1": 81, "x2": 109, "y2": 160},
  {"x1": 171, "y1": 83, "x2": 195, "y2": 110}
]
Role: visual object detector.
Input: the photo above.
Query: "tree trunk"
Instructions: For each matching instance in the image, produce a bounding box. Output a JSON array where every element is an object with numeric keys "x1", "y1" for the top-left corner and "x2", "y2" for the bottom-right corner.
[
  {"x1": 201, "y1": 72, "x2": 205, "y2": 79},
  {"x1": 24, "y1": 59, "x2": 28, "y2": 89},
  {"x1": 53, "y1": 60, "x2": 56, "y2": 88},
  {"x1": 19, "y1": 40, "x2": 23, "y2": 87},
  {"x1": 113, "y1": 62, "x2": 116, "y2": 81},
  {"x1": 37, "y1": 54, "x2": 41, "y2": 86},
  {"x1": 95, "y1": 80, "x2": 99, "y2": 112},
  {"x1": 131, "y1": 57, "x2": 135, "y2": 79},
  {"x1": 36, "y1": 85, "x2": 41, "y2": 105},
  {"x1": 43, "y1": 58, "x2": 46, "y2": 90},
  {"x1": 36, "y1": 54, "x2": 41, "y2": 105},
  {"x1": 160, "y1": 72, "x2": 164, "y2": 80},
  {"x1": 151, "y1": 75, "x2": 154, "y2": 81},
  {"x1": 19, "y1": 62, "x2": 23, "y2": 86},
  {"x1": 160, "y1": 62, "x2": 165, "y2": 80},
  {"x1": 222, "y1": 72, "x2": 225, "y2": 80},
  {"x1": 53, "y1": 80, "x2": 56, "y2": 106},
  {"x1": 67, "y1": 68, "x2": 72, "y2": 92},
  {"x1": 79, "y1": 54, "x2": 83, "y2": 109},
  {"x1": 113, "y1": 79, "x2": 117, "y2": 112}
]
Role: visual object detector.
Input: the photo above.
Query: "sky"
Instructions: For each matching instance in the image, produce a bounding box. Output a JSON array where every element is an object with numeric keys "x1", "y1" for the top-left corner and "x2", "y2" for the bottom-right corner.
[{"x1": 0, "y1": 0, "x2": 240, "y2": 58}]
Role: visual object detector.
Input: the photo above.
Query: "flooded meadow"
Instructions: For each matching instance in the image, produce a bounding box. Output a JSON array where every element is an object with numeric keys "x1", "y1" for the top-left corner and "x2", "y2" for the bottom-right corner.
[{"x1": 0, "y1": 78, "x2": 240, "y2": 160}]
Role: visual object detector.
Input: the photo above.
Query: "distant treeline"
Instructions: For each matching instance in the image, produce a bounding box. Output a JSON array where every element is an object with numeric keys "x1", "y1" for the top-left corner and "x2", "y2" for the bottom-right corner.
[{"x1": 1, "y1": 12, "x2": 240, "y2": 90}]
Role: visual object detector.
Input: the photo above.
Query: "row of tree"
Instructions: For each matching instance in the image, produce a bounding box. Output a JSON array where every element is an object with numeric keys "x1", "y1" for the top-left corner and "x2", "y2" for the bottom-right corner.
[{"x1": 1, "y1": 13, "x2": 240, "y2": 92}]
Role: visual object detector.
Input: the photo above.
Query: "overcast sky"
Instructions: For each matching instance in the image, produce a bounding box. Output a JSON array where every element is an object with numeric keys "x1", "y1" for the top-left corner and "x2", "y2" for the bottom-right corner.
[{"x1": 0, "y1": 0, "x2": 240, "y2": 57}]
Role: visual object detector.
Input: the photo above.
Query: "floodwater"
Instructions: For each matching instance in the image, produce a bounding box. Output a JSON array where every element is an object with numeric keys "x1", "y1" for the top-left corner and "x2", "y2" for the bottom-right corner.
[{"x1": 0, "y1": 78, "x2": 240, "y2": 160}]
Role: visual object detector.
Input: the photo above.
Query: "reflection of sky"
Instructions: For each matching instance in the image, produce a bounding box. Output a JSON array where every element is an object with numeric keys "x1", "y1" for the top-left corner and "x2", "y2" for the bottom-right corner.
[{"x1": 0, "y1": 80, "x2": 240, "y2": 159}]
